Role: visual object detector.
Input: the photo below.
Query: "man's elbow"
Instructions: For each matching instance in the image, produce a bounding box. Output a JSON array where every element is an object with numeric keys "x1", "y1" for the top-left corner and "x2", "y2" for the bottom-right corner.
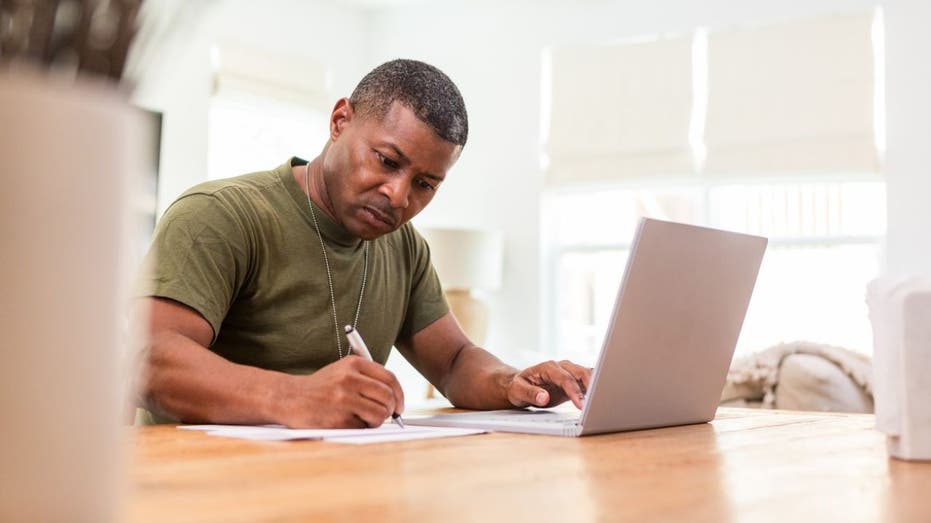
[{"x1": 133, "y1": 334, "x2": 178, "y2": 419}]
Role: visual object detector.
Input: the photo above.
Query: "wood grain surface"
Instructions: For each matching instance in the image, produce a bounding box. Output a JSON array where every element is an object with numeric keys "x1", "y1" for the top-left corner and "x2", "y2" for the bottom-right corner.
[{"x1": 126, "y1": 408, "x2": 931, "y2": 523}]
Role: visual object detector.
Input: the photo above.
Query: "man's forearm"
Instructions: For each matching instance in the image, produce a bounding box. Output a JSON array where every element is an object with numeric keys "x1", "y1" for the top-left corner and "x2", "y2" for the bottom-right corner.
[
  {"x1": 140, "y1": 332, "x2": 290, "y2": 424},
  {"x1": 442, "y1": 345, "x2": 518, "y2": 410}
]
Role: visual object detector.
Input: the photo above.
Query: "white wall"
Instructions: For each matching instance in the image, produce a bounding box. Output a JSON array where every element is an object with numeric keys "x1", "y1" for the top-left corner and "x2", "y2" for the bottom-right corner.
[
  {"x1": 130, "y1": 9, "x2": 212, "y2": 219},
  {"x1": 884, "y1": 0, "x2": 931, "y2": 277},
  {"x1": 132, "y1": 0, "x2": 370, "y2": 217}
]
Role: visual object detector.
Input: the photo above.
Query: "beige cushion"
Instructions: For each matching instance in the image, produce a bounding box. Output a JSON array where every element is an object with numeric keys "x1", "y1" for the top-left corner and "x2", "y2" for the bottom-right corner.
[{"x1": 774, "y1": 353, "x2": 874, "y2": 413}]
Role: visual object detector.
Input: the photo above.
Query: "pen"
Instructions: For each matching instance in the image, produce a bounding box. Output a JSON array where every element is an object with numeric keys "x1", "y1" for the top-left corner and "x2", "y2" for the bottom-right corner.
[{"x1": 344, "y1": 325, "x2": 406, "y2": 429}]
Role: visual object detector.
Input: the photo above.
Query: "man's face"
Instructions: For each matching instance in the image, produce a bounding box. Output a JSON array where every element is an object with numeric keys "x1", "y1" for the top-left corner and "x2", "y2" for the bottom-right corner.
[{"x1": 321, "y1": 99, "x2": 462, "y2": 240}]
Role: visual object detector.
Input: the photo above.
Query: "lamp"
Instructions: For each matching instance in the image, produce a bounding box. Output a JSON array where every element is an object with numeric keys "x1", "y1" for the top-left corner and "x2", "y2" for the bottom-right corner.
[{"x1": 421, "y1": 227, "x2": 504, "y2": 346}]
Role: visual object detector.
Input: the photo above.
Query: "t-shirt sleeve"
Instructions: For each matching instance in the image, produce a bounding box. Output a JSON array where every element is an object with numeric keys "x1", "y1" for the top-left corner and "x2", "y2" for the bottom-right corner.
[
  {"x1": 136, "y1": 193, "x2": 251, "y2": 344},
  {"x1": 399, "y1": 227, "x2": 450, "y2": 338}
]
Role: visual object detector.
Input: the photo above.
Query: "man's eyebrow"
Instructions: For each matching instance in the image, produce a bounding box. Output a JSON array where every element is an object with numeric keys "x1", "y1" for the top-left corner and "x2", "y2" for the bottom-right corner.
[
  {"x1": 385, "y1": 143, "x2": 445, "y2": 182},
  {"x1": 386, "y1": 143, "x2": 408, "y2": 162}
]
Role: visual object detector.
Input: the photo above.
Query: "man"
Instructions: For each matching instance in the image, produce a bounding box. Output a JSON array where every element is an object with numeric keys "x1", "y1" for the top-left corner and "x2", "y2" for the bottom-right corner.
[{"x1": 137, "y1": 59, "x2": 591, "y2": 428}]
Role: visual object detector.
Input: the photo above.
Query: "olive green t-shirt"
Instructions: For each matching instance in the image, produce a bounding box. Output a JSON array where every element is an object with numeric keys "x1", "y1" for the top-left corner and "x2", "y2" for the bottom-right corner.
[{"x1": 139, "y1": 157, "x2": 449, "y2": 379}]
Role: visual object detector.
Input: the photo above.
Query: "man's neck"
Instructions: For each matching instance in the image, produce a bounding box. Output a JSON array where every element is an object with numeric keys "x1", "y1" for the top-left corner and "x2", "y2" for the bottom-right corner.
[{"x1": 292, "y1": 158, "x2": 338, "y2": 222}]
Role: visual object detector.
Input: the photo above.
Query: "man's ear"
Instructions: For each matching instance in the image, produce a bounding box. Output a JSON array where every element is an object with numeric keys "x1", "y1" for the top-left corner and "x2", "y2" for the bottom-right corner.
[{"x1": 330, "y1": 98, "x2": 354, "y2": 139}]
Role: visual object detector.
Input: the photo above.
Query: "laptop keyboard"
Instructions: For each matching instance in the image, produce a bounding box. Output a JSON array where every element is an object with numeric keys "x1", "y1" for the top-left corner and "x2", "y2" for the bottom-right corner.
[{"x1": 464, "y1": 411, "x2": 581, "y2": 426}]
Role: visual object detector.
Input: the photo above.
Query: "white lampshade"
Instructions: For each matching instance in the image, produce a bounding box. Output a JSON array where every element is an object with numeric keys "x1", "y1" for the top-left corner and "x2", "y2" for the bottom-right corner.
[{"x1": 421, "y1": 228, "x2": 504, "y2": 291}]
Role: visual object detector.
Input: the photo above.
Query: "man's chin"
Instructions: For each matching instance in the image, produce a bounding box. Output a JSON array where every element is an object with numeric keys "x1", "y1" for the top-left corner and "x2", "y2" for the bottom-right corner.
[{"x1": 348, "y1": 219, "x2": 395, "y2": 241}]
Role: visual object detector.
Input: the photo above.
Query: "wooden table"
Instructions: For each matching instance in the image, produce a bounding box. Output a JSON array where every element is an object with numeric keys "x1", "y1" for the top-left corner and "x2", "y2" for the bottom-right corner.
[{"x1": 127, "y1": 408, "x2": 931, "y2": 523}]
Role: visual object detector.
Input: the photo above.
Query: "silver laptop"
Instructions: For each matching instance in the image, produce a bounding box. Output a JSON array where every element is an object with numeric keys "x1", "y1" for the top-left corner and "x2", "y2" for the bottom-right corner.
[{"x1": 408, "y1": 218, "x2": 767, "y2": 436}]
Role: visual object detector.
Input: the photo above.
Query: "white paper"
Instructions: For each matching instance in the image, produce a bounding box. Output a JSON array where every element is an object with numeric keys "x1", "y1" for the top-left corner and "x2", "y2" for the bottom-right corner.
[
  {"x1": 316, "y1": 426, "x2": 486, "y2": 445},
  {"x1": 177, "y1": 423, "x2": 485, "y2": 444}
]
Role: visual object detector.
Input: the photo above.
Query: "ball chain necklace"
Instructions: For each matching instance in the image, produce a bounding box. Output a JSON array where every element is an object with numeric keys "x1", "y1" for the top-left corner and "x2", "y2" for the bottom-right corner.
[{"x1": 303, "y1": 163, "x2": 369, "y2": 359}]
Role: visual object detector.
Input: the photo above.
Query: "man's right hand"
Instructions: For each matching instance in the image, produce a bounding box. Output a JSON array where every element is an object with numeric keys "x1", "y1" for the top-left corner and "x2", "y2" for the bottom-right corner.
[
  {"x1": 274, "y1": 355, "x2": 405, "y2": 429},
  {"x1": 138, "y1": 297, "x2": 405, "y2": 429}
]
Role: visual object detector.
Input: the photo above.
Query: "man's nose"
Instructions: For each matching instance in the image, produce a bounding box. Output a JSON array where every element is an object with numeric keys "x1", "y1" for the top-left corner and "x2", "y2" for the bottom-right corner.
[{"x1": 380, "y1": 175, "x2": 410, "y2": 209}]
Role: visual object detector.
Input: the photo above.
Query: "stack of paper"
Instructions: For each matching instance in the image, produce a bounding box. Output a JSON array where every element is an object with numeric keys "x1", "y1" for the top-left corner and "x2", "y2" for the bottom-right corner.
[{"x1": 178, "y1": 424, "x2": 485, "y2": 444}]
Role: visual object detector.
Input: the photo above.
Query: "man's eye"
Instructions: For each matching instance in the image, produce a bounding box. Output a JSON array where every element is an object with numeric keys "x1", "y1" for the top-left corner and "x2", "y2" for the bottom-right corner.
[
  {"x1": 376, "y1": 151, "x2": 400, "y2": 169},
  {"x1": 417, "y1": 179, "x2": 436, "y2": 192}
]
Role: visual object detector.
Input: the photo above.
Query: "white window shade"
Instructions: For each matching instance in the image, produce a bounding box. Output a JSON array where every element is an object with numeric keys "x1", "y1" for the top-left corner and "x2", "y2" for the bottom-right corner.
[
  {"x1": 545, "y1": 36, "x2": 694, "y2": 186},
  {"x1": 704, "y1": 13, "x2": 879, "y2": 176},
  {"x1": 212, "y1": 43, "x2": 330, "y2": 110},
  {"x1": 207, "y1": 44, "x2": 330, "y2": 181}
]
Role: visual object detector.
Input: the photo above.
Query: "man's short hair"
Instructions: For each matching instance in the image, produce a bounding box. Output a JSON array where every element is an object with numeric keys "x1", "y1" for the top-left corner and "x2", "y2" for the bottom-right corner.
[{"x1": 349, "y1": 59, "x2": 468, "y2": 147}]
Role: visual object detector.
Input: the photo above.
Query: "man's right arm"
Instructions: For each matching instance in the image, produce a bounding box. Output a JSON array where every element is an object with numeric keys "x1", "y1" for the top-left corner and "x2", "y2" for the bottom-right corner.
[{"x1": 136, "y1": 297, "x2": 405, "y2": 428}]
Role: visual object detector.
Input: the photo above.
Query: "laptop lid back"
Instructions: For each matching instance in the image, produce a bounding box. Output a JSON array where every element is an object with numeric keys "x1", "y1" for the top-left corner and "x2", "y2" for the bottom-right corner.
[{"x1": 579, "y1": 218, "x2": 767, "y2": 435}]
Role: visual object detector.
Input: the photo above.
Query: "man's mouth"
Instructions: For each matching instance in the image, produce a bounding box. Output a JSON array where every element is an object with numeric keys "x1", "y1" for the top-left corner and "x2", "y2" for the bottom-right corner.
[{"x1": 364, "y1": 206, "x2": 396, "y2": 228}]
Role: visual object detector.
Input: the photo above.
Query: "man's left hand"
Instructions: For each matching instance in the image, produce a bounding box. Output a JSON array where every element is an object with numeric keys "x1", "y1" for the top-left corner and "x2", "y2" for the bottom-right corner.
[{"x1": 506, "y1": 360, "x2": 592, "y2": 410}]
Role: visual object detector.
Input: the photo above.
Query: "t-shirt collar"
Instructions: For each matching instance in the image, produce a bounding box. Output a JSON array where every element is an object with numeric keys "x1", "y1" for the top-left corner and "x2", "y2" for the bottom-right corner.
[{"x1": 281, "y1": 157, "x2": 363, "y2": 248}]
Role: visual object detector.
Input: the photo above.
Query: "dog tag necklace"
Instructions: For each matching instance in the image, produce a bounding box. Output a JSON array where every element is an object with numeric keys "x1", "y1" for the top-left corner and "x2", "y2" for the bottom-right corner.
[{"x1": 304, "y1": 163, "x2": 369, "y2": 359}]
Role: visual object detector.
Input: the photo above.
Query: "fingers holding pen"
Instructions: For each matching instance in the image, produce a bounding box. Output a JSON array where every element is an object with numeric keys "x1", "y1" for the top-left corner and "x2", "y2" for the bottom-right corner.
[
  {"x1": 276, "y1": 356, "x2": 403, "y2": 428},
  {"x1": 349, "y1": 356, "x2": 405, "y2": 416},
  {"x1": 345, "y1": 326, "x2": 405, "y2": 415}
]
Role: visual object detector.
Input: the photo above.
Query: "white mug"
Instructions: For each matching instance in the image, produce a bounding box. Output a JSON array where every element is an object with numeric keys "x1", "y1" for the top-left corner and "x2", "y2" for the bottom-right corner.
[
  {"x1": 868, "y1": 276, "x2": 931, "y2": 461},
  {"x1": 0, "y1": 68, "x2": 145, "y2": 521}
]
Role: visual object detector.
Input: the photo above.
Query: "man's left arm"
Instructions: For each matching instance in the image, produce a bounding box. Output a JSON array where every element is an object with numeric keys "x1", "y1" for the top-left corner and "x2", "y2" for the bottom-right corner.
[{"x1": 395, "y1": 313, "x2": 591, "y2": 410}]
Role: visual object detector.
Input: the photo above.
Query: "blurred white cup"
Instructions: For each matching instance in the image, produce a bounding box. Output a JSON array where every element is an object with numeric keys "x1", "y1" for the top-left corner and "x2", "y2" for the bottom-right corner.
[
  {"x1": 0, "y1": 68, "x2": 145, "y2": 522},
  {"x1": 868, "y1": 276, "x2": 931, "y2": 461}
]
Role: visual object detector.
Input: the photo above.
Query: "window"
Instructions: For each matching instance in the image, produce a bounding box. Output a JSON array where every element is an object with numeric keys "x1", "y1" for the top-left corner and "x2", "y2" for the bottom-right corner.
[
  {"x1": 544, "y1": 179, "x2": 885, "y2": 360},
  {"x1": 207, "y1": 44, "x2": 330, "y2": 181},
  {"x1": 542, "y1": 11, "x2": 884, "y2": 361},
  {"x1": 208, "y1": 90, "x2": 327, "y2": 181}
]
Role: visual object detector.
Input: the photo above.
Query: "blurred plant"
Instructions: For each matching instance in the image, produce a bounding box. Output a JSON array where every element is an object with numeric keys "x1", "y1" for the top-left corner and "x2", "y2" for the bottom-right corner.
[{"x1": 0, "y1": 0, "x2": 143, "y2": 80}]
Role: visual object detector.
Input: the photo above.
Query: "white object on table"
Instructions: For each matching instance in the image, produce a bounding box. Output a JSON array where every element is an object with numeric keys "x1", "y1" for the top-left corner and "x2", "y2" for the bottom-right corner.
[
  {"x1": 868, "y1": 276, "x2": 931, "y2": 461},
  {"x1": 178, "y1": 424, "x2": 485, "y2": 444}
]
